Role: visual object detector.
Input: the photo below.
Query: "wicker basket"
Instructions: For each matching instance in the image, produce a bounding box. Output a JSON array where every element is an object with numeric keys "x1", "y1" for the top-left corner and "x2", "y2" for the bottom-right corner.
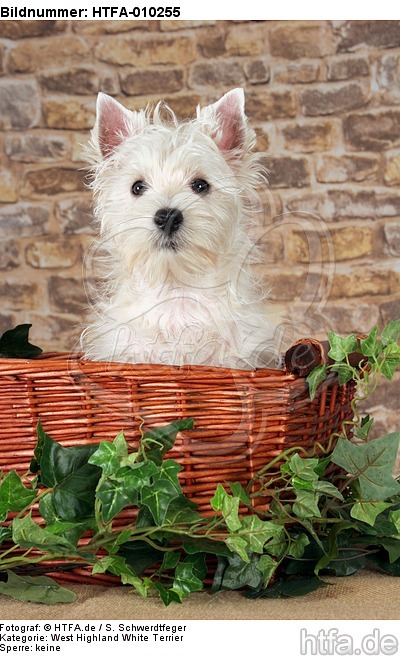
[{"x1": 0, "y1": 340, "x2": 356, "y2": 585}]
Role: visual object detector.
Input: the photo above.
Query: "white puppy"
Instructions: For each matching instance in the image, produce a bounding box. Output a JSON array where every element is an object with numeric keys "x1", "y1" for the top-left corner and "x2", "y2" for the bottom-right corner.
[{"x1": 80, "y1": 89, "x2": 280, "y2": 369}]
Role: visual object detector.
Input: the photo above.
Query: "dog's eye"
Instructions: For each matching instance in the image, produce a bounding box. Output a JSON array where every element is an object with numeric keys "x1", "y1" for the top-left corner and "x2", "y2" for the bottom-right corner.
[
  {"x1": 131, "y1": 180, "x2": 147, "y2": 196},
  {"x1": 191, "y1": 178, "x2": 210, "y2": 194}
]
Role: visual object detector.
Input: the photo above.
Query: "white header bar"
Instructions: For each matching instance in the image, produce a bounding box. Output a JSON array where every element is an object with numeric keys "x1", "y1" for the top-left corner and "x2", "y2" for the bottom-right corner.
[{"x1": 0, "y1": 1, "x2": 399, "y2": 20}]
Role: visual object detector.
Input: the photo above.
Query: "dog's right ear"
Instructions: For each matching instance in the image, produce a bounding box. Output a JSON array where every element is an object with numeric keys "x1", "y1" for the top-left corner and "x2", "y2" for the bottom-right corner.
[{"x1": 94, "y1": 93, "x2": 135, "y2": 158}]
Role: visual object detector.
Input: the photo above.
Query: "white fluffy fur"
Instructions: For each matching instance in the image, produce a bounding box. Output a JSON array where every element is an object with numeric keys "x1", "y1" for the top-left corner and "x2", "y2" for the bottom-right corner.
[{"x1": 80, "y1": 89, "x2": 281, "y2": 369}]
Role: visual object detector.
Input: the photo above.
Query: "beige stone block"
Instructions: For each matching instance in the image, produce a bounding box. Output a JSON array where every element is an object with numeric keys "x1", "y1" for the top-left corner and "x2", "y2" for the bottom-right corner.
[
  {"x1": 287, "y1": 225, "x2": 374, "y2": 263},
  {"x1": 23, "y1": 168, "x2": 85, "y2": 196},
  {"x1": 384, "y1": 152, "x2": 400, "y2": 186},
  {"x1": 329, "y1": 268, "x2": 396, "y2": 299},
  {"x1": 282, "y1": 120, "x2": 339, "y2": 152},
  {"x1": 26, "y1": 239, "x2": 81, "y2": 269},
  {"x1": 10, "y1": 36, "x2": 89, "y2": 73},
  {"x1": 70, "y1": 133, "x2": 90, "y2": 164},
  {"x1": 270, "y1": 22, "x2": 334, "y2": 60},
  {"x1": 274, "y1": 62, "x2": 319, "y2": 85},
  {"x1": 48, "y1": 276, "x2": 87, "y2": 314},
  {"x1": 326, "y1": 55, "x2": 370, "y2": 81},
  {"x1": 189, "y1": 60, "x2": 245, "y2": 89},
  {"x1": 0, "y1": 204, "x2": 50, "y2": 238},
  {"x1": 244, "y1": 59, "x2": 270, "y2": 85},
  {"x1": 0, "y1": 171, "x2": 18, "y2": 202},
  {"x1": 5, "y1": 133, "x2": 69, "y2": 163},
  {"x1": 43, "y1": 99, "x2": 95, "y2": 130},
  {"x1": 0, "y1": 79, "x2": 40, "y2": 130},
  {"x1": 246, "y1": 90, "x2": 297, "y2": 120},
  {"x1": 0, "y1": 280, "x2": 39, "y2": 310},
  {"x1": 121, "y1": 67, "x2": 184, "y2": 96},
  {"x1": 0, "y1": 240, "x2": 20, "y2": 271},
  {"x1": 197, "y1": 26, "x2": 226, "y2": 58},
  {"x1": 162, "y1": 94, "x2": 202, "y2": 118},
  {"x1": 316, "y1": 154, "x2": 379, "y2": 183},
  {"x1": 343, "y1": 110, "x2": 400, "y2": 151},
  {"x1": 225, "y1": 23, "x2": 267, "y2": 56},
  {"x1": 95, "y1": 34, "x2": 196, "y2": 67},
  {"x1": 336, "y1": 20, "x2": 400, "y2": 52},
  {"x1": 301, "y1": 82, "x2": 369, "y2": 116},
  {"x1": 0, "y1": 20, "x2": 66, "y2": 39}
]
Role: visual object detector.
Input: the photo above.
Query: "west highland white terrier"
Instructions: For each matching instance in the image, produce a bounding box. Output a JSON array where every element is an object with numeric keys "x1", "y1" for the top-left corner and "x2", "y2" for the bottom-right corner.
[{"x1": 80, "y1": 88, "x2": 281, "y2": 369}]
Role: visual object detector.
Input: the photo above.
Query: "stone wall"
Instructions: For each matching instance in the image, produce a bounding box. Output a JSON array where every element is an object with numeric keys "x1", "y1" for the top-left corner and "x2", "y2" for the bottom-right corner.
[{"x1": 0, "y1": 19, "x2": 399, "y2": 432}]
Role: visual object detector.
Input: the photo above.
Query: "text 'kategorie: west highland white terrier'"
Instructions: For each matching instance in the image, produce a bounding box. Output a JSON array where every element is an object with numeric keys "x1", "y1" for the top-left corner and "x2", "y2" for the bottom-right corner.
[{"x1": 80, "y1": 88, "x2": 281, "y2": 369}]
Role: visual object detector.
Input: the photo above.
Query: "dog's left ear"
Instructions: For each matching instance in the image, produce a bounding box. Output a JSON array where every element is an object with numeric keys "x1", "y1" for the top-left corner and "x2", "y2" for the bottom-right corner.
[{"x1": 197, "y1": 88, "x2": 251, "y2": 156}]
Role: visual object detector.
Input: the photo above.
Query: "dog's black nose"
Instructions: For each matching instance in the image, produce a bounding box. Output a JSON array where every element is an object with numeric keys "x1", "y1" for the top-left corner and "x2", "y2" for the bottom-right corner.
[{"x1": 154, "y1": 208, "x2": 183, "y2": 234}]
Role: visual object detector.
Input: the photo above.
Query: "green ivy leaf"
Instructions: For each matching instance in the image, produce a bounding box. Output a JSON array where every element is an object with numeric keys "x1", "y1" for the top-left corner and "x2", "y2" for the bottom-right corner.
[
  {"x1": 0, "y1": 470, "x2": 37, "y2": 521},
  {"x1": 222, "y1": 553, "x2": 263, "y2": 590},
  {"x1": 291, "y1": 476, "x2": 314, "y2": 491},
  {"x1": 140, "y1": 480, "x2": 180, "y2": 525},
  {"x1": 0, "y1": 324, "x2": 42, "y2": 359},
  {"x1": 288, "y1": 454, "x2": 320, "y2": 482},
  {"x1": 287, "y1": 533, "x2": 310, "y2": 558},
  {"x1": 226, "y1": 535, "x2": 249, "y2": 562},
  {"x1": 0, "y1": 527, "x2": 12, "y2": 546},
  {"x1": 228, "y1": 482, "x2": 252, "y2": 506},
  {"x1": 163, "y1": 494, "x2": 203, "y2": 525},
  {"x1": 182, "y1": 538, "x2": 231, "y2": 557},
  {"x1": 313, "y1": 481, "x2": 344, "y2": 501},
  {"x1": 210, "y1": 483, "x2": 227, "y2": 511},
  {"x1": 381, "y1": 356, "x2": 400, "y2": 381},
  {"x1": 350, "y1": 500, "x2": 393, "y2": 526},
  {"x1": 313, "y1": 456, "x2": 332, "y2": 477},
  {"x1": 381, "y1": 538, "x2": 400, "y2": 564},
  {"x1": 389, "y1": 509, "x2": 400, "y2": 533},
  {"x1": 96, "y1": 464, "x2": 157, "y2": 523},
  {"x1": 12, "y1": 513, "x2": 76, "y2": 553},
  {"x1": 140, "y1": 419, "x2": 194, "y2": 465},
  {"x1": 184, "y1": 553, "x2": 207, "y2": 582},
  {"x1": 257, "y1": 554, "x2": 277, "y2": 586},
  {"x1": 117, "y1": 541, "x2": 164, "y2": 576},
  {"x1": 173, "y1": 562, "x2": 203, "y2": 598},
  {"x1": 210, "y1": 484, "x2": 241, "y2": 532},
  {"x1": 153, "y1": 582, "x2": 183, "y2": 606},
  {"x1": 99, "y1": 460, "x2": 158, "y2": 523},
  {"x1": 381, "y1": 320, "x2": 400, "y2": 346},
  {"x1": 263, "y1": 534, "x2": 287, "y2": 559},
  {"x1": 331, "y1": 433, "x2": 400, "y2": 501},
  {"x1": 328, "y1": 332, "x2": 359, "y2": 362},
  {"x1": 240, "y1": 515, "x2": 284, "y2": 555},
  {"x1": 93, "y1": 555, "x2": 147, "y2": 597},
  {"x1": 152, "y1": 459, "x2": 182, "y2": 493},
  {"x1": 39, "y1": 494, "x2": 94, "y2": 546},
  {"x1": 330, "y1": 362, "x2": 356, "y2": 385},
  {"x1": 36, "y1": 425, "x2": 101, "y2": 520},
  {"x1": 0, "y1": 570, "x2": 76, "y2": 604},
  {"x1": 360, "y1": 326, "x2": 382, "y2": 359},
  {"x1": 292, "y1": 490, "x2": 321, "y2": 518},
  {"x1": 88, "y1": 439, "x2": 121, "y2": 477},
  {"x1": 162, "y1": 551, "x2": 181, "y2": 570},
  {"x1": 356, "y1": 416, "x2": 374, "y2": 441},
  {"x1": 306, "y1": 364, "x2": 327, "y2": 401}
]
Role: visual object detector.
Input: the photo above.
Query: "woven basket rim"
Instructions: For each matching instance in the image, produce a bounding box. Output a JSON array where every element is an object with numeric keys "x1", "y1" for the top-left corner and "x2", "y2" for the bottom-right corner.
[{"x1": 0, "y1": 351, "x2": 295, "y2": 380}]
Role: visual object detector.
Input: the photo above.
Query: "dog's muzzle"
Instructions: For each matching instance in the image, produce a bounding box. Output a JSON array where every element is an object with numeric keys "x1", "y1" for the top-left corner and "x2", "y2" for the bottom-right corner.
[{"x1": 154, "y1": 208, "x2": 183, "y2": 235}]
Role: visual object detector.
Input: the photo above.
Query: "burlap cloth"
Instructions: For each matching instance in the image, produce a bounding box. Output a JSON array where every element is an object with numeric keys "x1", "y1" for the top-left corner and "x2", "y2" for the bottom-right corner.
[{"x1": 1, "y1": 571, "x2": 399, "y2": 620}]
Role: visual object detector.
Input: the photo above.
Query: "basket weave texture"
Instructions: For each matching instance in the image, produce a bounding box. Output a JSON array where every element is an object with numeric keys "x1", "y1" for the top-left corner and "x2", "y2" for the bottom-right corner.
[{"x1": 0, "y1": 347, "x2": 355, "y2": 585}]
